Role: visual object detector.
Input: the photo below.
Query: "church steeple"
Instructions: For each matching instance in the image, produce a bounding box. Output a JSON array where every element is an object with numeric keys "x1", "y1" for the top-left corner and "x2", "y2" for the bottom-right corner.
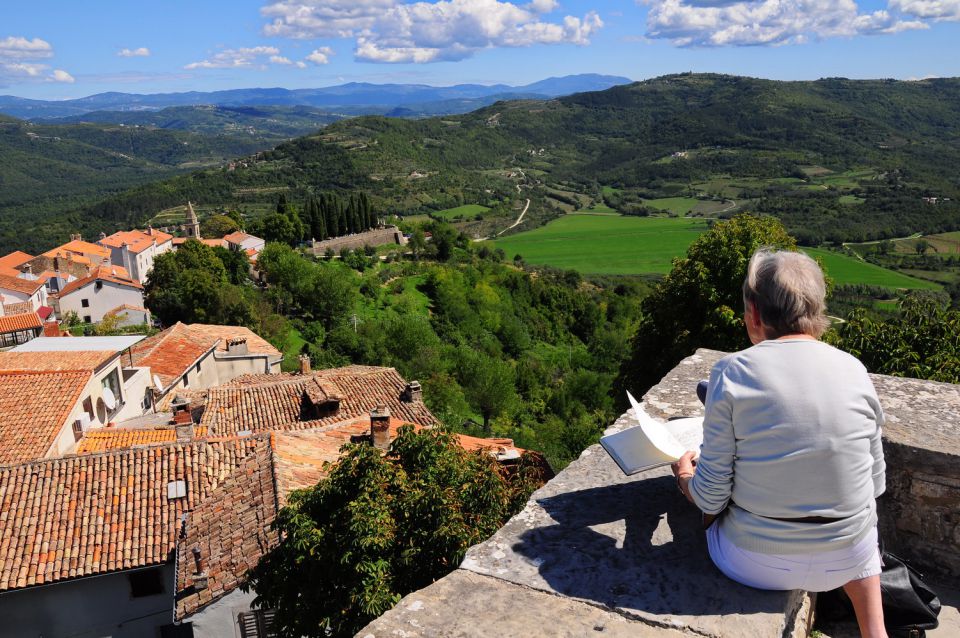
[{"x1": 184, "y1": 201, "x2": 201, "y2": 239}]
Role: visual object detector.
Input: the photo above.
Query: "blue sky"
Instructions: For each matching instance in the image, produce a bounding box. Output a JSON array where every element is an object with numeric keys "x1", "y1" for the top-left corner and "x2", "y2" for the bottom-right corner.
[{"x1": 2, "y1": 0, "x2": 958, "y2": 99}]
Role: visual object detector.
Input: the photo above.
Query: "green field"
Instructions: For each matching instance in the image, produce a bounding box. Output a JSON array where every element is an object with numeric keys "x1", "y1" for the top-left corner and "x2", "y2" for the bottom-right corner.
[
  {"x1": 802, "y1": 248, "x2": 940, "y2": 290},
  {"x1": 640, "y1": 197, "x2": 701, "y2": 215},
  {"x1": 432, "y1": 204, "x2": 490, "y2": 220},
  {"x1": 494, "y1": 214, "x2": 710, "y2": 274}
]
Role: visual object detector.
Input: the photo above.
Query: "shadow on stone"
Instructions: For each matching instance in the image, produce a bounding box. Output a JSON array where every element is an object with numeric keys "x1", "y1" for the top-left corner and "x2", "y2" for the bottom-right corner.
[{"x1": 511, "y1": 476, "x2": 789, "y2": 619}]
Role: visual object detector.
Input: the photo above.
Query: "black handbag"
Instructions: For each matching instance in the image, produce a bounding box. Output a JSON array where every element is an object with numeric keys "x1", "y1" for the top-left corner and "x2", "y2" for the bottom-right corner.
[
  {"x1": 877, "y1": 549, "x2": 941, "y2": 638},
  {"x1": 815, "y1": 542, "x2": 941, "y2": 638}
]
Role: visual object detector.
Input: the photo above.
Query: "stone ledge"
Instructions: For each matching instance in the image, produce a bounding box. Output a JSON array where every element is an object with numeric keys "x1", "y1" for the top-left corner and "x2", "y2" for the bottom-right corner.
[{"x1": 357, "y1": 348, "x2": 960, "y2": 637}]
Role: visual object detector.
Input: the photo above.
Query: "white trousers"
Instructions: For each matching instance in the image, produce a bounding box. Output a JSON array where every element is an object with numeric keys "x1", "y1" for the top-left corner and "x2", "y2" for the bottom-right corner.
[{"x1": 706, "y1": 521, "x2": 882, "y2": 592}]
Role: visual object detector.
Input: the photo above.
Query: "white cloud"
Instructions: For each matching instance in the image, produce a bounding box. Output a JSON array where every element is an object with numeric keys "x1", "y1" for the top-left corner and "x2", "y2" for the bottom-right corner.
[
  {"x1": 0, "y1": 35, "x2": 74, "y2": 87},
  {"x1": 260, "y1": 0, "x2": 603, "y2": 63},
  {"x1": 641, "y1": 0, "x2": 927, "y2": 47},
  {"x1": 305, "y1": 46, "x2": 335, "y2": 64},
  {"x1": 118, "y1": 47, "x2": 151, "y2": 57},
  {"x1": 270, "y1": 54, "x2": 295, "y2": 64},
  {"x1": 0, "y1": 36, "x2": 53, "y2": 59},
  {"x1": 889, "y1": 0, "x2": 960, "y2": 21},
  {"x1": 262, "y1": 0, "x2": 393, "y2": 39},
  {"x1": 185, "y1": 46, "x2": 282, "y2": 69}
]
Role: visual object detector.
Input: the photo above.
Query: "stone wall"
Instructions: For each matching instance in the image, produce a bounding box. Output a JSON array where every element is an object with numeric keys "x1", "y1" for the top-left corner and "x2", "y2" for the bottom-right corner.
[
  {"x1": 310, "y1": 226, "x2": 405, "y2": 255},
  {"x1": 358, "y1": 348, "x2": 960, "y2": 637}
]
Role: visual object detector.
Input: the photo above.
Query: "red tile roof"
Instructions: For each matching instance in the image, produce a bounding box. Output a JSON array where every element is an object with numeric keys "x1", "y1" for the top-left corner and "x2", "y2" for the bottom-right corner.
[
  {"x1": 0, "y1": 312, "x2": 42, "y2": 334},
  {"x1": 75, "y1": 426, "x2": 210, "y2": 453},
  {"x1": 130, "y1": 324, "x2": 217, "y2": 389},
  {"x1": 201, "y1": 366, "x2": 438, "y2": 436},
  {"x1": 2, "y1": 301, "x2": 33, "y2": 315},
  {"x1": 174, "y1": 444, "x2": 277, "y2": 618},
  {"x1": 130, "y1": 323, "x2": 281, "y2": 390},
  {"x1": 0, "y1": 251, "x2": 34, "y2": 270},
  {"x1": 37, "y1": 305, "x2": 53, "y2": 320},
  {"x1": 0, "y1": 272, "x2": 44, "y2": 295},
  {"x1": 222, "y1": 231, "x2": 255, "y2": 244},
  {"x1": 0, "y1": 350, "x2": 116, "y2": 372},
  {"x1": 44, "y1": 240, "x2": 111, "y2": 260},
  {"x1": 0, "y1": 436, "x2": 265, "y2": 591},
  {"x1": 100, "y1": 229, "x2": 172, "y2": 253},
  {"x1": 58, "y1": 266, "x2": 143, "y2": 297},
  {"x1": 0, "y1": 370, "x2": 91, "y2": 466}
]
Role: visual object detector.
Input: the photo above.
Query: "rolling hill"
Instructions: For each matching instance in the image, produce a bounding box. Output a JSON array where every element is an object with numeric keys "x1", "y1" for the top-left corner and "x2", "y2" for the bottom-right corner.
[{"x1": 6, "y1": 74, "x2": 960, "y2": 254}]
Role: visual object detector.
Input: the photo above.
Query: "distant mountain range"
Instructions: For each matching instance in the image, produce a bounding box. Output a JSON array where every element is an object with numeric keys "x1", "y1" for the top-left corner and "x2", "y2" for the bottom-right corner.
[{"x1": 0, "y1": 74, "x2": 632, "y2": 120}]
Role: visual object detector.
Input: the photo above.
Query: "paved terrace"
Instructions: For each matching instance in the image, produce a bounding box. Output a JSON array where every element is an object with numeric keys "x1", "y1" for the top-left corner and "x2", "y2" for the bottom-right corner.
[{"x1": 359, "y1": 349, "x2": 960, "y2": 638}]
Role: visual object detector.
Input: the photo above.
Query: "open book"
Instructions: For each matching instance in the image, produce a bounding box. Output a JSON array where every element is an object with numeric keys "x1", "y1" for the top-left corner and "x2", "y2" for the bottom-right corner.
[{"x1": 600, "y1": 392, "x2": 704, "y2": 475}]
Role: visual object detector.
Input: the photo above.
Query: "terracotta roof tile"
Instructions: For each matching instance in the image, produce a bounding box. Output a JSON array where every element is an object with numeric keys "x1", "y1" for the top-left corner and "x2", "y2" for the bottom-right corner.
[
  {"x1": 58, "y1": 266, "x2": 142, "y2": 298},
  {"x1": 222, "y1": 231, "x2": 254, "y2": 244},
  {"x1": 0, "y1": 370, "x2": 91, "y2": 465},
  {"x1": 174, "y1": 444, "x2": 277, "y2": 620},
  {"x1": 0, "y1": 272, "x2": 44, "y2": 295},
  {"x1": 0, "y1": 350, "x2": 116, "y2": 372},
  {"x1": 100, "y1": 229, "x2": 172, "y2": 253},
  {"x1": 42, "y1": 322, "x2": 70, "y2": 337},
  {"x1": 0, "y1": 312, "x2": 42, "y2": 334},
  {"x1": 202, "y1": 366, "x2": 437, "y2": 436},
  {"x1": 0, "y1": 436, "x2": 265, "y2": 592},
  {"x1": 200, "y1": 239, "x2": 226, "y2": 248},
  {"x1": 129, "y1": 323, "x2": 218, "y2": 388},
  {"x1": 130, "y1": 323, "x2": 280, "y2": 390},
  {"x1": 44, "y1": 240, "x2": 110, "y2": 260},
  {"x1": 75, "y1": 426, "x2": 210, "y2": 453},
  {"x1": 0, "y1": 251, "x2": 34, "y2": 270}
]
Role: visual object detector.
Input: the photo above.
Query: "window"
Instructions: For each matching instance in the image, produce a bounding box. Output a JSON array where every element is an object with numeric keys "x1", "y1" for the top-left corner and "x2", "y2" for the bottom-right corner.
[
  {"x1": 237, "y1": 610, "x2": 276, "y2": 638},
  {"x1": 83, "y1": 315, "x2": 91, "y2": 324},
  {"x1": 128, "y1": 567, "x2": 165, "y2": 598},
  {"x1": 81, "y1": 299, "x2": 89, "y2": 308},
  {"x1": 195, "y1": 361, "x2": 201, "y2": 373},
  {"x1": 183, "y1": 372, "x2": 189, "y2": 387},
  {"x1": 160, "y1": 624, "x2": 193, "y2": 638}
]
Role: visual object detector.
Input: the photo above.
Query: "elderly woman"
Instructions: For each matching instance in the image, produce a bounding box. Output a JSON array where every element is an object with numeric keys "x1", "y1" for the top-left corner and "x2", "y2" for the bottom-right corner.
[{"x1": 672, "y1": 249, "x2": 887, "y2": 638}]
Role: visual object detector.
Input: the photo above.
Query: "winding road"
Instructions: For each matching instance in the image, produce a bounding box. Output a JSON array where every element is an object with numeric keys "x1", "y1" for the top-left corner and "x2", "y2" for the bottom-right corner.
[{"x1": 497, "y1": 198, "x2": 531, "y2": 237}]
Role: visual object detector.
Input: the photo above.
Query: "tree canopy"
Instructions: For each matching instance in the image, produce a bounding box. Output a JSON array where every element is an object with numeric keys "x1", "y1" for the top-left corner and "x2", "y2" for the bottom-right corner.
[
  {"x1": 616, "y1": 214, "x2": 796, "y2": 398},
  {"x1": 245, "y1": 426, "x2": 543, "y2": 637}
]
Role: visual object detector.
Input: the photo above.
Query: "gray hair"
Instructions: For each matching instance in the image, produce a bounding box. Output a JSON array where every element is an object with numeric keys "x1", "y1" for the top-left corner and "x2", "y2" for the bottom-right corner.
[{"x1": 742, "y1": 249, "x2": 830, "y2": 338}]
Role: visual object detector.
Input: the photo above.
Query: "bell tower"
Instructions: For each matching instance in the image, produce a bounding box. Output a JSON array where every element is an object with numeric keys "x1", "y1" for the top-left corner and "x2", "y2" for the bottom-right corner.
[{"x1": 183, "y1": 201, "x2": 201, "y2": 239}]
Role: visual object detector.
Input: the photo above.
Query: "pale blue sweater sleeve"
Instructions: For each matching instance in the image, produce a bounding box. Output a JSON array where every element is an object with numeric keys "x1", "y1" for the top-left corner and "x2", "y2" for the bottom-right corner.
[{"x1": 688, "y1": 360, "x2": 735, "y2": 515}]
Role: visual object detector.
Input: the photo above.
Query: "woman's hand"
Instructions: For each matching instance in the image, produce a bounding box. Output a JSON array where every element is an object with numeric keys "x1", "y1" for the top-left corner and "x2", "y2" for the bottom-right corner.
[
  {"x1": 671, "y1": 451, "x2": 698, "y2": 478},
  {"x1": 671, "y1": 451, "x2": 698, "y2": 505}
]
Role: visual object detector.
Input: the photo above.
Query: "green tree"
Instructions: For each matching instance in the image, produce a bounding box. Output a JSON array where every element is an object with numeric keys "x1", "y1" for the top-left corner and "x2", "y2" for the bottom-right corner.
[
  {"x1": 261, "y1": 213, "x2": 298, "y2": 246},
  {"x1": 245, "y1": 427, "x2": 542, "y2": 637},
  {"x1": 201, "y1": 214, "x2": 240, "y2": 238},
  {"x1": 828, "y1": 292, "x2": 960, "y2": 383},
  {"x1": 616, "y1": 214, "x2": 796, "y2": 398},
  {"x1": 408, "y1": 229, "x2": 426, "y2": 260},
  {"x1": 459, "y1": 350, "x2": 517, "y2": 431}
]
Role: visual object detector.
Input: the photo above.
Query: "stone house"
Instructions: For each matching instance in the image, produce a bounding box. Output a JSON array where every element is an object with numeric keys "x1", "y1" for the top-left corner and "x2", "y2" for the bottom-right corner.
[
  {"x1": 99, "y1": 227, "x2": 174, "y2": 284},
  {"x1": 57, "y1": 265, "x2": 145, "y2": 324},
  {"x1": 129, "y1": 323, "x2": 283, "y2": 408}
]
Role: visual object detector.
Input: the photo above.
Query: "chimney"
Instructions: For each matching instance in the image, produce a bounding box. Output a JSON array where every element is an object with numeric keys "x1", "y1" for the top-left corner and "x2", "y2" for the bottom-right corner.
[
  {"x1": 99, "y1": 231, "x2": 106, "y2": 241},
  {"x1": 176, "y1": 422, "x2": 194, "y2": 442},
  {"x1": 402, "y1": 381, "x2": 422, "y2": 403},
  {"x1": 22, "y1": 263, "x2": 32, "y2": 276},
  {"x1": 370, "y1": 406, "x2": 391, "y2": 450},
  {"x1": 191, "y1": 547, "x2": 208, "y2": 590},
  {"x1": 171, "y1": 395, "x2": 192, "y2": 425},
  {"x1": 298, "y1": 354, "x2": 311, "y2": 375},
  {"x1": 226, "y1": 337, "x2": 248, "y2": 355}
]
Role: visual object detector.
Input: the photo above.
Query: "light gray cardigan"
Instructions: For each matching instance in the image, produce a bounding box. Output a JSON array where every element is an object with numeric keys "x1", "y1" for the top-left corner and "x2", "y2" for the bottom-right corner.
[{"x1": 689, "y1": 339, "x2": 886, "y2": 554}]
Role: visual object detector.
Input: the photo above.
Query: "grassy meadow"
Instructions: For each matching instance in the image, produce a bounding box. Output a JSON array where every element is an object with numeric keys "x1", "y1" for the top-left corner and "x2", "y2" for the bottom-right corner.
[
  {"x1": 802, "y1": 248, "x2": 940, "y2": 290},
  {"x1": 494, "y1": 214, "x2": 710, "y2": 274},
  {"x1": 432, "y1": 204, "x2": 490, "y2": 221},
  {"x1": 494, "y1": 212, "x2": 942, "y2": 289}
]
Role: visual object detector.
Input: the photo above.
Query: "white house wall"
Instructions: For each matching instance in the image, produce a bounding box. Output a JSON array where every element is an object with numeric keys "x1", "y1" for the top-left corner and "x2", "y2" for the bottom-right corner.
[
  {"x1": 182, "y1": 587, "x2": 258, "y2": 638},
  {"x1": 60, "y1": 281, "x2": 145, "y2": 324},
  {"x1": 0, "y1": 565, "x2": 175, "y2": 638}
]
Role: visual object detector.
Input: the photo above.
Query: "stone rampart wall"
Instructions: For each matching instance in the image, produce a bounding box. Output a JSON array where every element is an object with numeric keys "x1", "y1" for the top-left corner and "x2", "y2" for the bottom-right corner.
[
  {"x1": 359, "y1": 348, "x2": 960, "y2": 637},
  {"x1": 310, "y1": 226, "x2": 405, "y2": 255}
]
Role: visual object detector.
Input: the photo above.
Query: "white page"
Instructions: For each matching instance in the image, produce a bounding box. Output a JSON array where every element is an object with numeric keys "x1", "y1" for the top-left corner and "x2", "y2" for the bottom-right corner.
[{"x1": 599, "y1": 393, "x2": 703, "y2": 475}]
